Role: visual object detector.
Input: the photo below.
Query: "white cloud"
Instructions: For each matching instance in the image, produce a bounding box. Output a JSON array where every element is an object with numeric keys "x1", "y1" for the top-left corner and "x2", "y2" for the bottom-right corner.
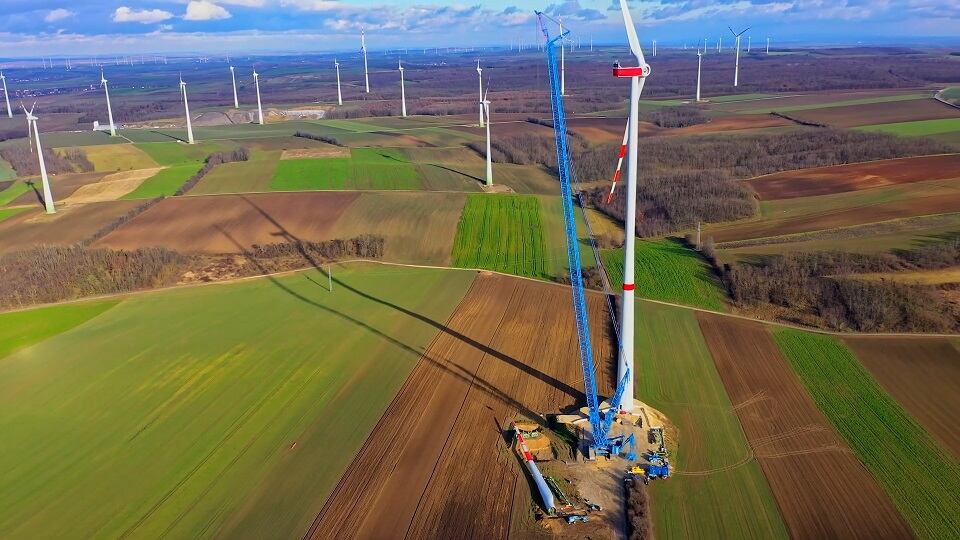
[
  {"x1": 218, "y1": 0, "x2": 266, "y2": 6},
  {"x1": 113, "y1": 7, "x2": 175, "y2": 24},
  {"x1": 44, "y1": 9, "x2": 74, "y2": 23},
  {"x1": 184, "y1": 1, "x2": 233, "y2": 21}
]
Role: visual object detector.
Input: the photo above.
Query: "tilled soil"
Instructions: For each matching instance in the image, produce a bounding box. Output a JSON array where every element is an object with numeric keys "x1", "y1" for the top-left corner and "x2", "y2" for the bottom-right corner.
[
  {"x1": 844, "y1": 336, "x2": 960, "y2": 457},
  {"x1": 697, "y1": 313, "x2": 914, "y2": 539},
  {"x1": 746, "y1": 154, "x2": 960, "y2": 199},
  {"x1": 305, "y1": 273, "x2": 614, "y2": 540}
]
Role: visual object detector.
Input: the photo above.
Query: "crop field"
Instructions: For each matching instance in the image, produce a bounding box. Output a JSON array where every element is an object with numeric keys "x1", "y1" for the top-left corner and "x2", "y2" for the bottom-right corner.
[
  {"x1": 95, "y1": 192, "x2": 360, "y2": 253},
  {"x1": 118, "y1": 129, "x2": 186, "y2": 144},
  {"x1": 844, "y1": 337, "x2": 960, "y2": 457},
  {"x1": 5, "y1": 172, "x2": 108, "y2": 207},
  {"x1": 744, "y1": 93, "x2": 928, "y2": 114},
  {"x1": 0, "y1": 158, "x2": 14, "y2": 181},
  {"x1": 63, "y1": 168, "x2": 162, "y2": 204},
  {"x1": 329, "y1": 192, "x2": 467, "y2": 266},
  {"x1": 0, "y1": 264, "x2": 475, "y2": 539},
  {"x1": 857, "y1": 117, "x2": 960, "y2": 138},
  {"x1": 191, "y1": 154, "x2": 281, "y2": 195},
  {"x1": 0, "y1": 301, "x2": 118, "y2": 359},
  {"x1": 746, "y1": 154, "x2": 960, "y2": 200},
  {"x1": 135, "y1": 141, "x2": 234, "y2": 166},
  {"x1": 786, "y1": 98, "x2": 958, "y2": 128},
  {"x1": 634, "y1": 302, "x2": 787, "y2": 539},
  {"x1": 0, "y1": 200, "x2": 143, "y2": 255},
  {"x1": 537, "y1": 195, "x2": 595, "y2": 274},
  {"x1": 601, "y1": 239, "x2": 727, "y2": 311},
  {"x1": 31, "y1": 131, "x2": 116, "y2": 148},
  {"x1": 698, "y1": 314, "x2": 912, "y2": 538},
  {"x1": 0, "y1": 206, "x2": 29, "y2": 224},
  {"x1": 0, "y1": 181, "x2": 31, "y2": 206},
  {"x1": 714, "y1": 90, "x2": 924, "y2": 114},
  {"x1": 451, "y1": 194, "x2": 550, "y2": 279},
  {"x1": 773, "y1": 330, "x2": 960, "y2": 539},
  {"x1": 122, "y1": 164, "x2": 203, "y2": 199},
  {"x1": 78, "y1": 143, "x2": 159, "y2": 172},
  {"x1": 308, "y1": 274, "x2": 614, "y2": 539},
  {"x1": 270, "y1": 148, "x2": 420, "y2": 191}
]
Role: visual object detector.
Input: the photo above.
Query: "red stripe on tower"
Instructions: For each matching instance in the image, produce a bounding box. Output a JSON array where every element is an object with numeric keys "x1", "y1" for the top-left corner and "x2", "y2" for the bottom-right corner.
[{"x1": 623, "y1": 283, "x2": 636, "y2": 291}]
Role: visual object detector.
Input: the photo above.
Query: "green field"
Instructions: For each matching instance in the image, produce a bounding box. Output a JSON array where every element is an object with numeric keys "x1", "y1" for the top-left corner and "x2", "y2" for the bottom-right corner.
[
  {"x1": 602, "y1": 239, "x2": 727, "y2": 311},
  {"x1": 744, "y1": 93, "x2": 926, "y2": 114},
  {"x1": 135, "y1": 141, "x2": 233, "y2": 166},
  {"x1": 858, "y1": 118, "x2": 960, "y2": 137},
  {"x1": 0, "y1": 264, "x2": 475, "y2": 539},
  {"x1": 80, "y1": 144, "x2": 159, "y2": 172},
  {"x1": 635, "y1": 302, "x2": 787, "y2": 539},
  {"x1": 192, "y1": 154, "x2": 281, "y2": 195},
  {"x1": 0, "y1": 301, "x2": 118, "y2": 360},
  {"x1": 773, "y1": 330, "x2": 960, "y2": 539},
  {"x1": 0, "y1": 206, "x2": 29, "y2": 224},
  {"x1": 0, "y1": 158, "x2": 15, "y2": 181},
  {"x1": 452, "y1": 194, "x2": 550, "y2": 279},
  {"x1": 270, "y1": 148, "x2": 420, "y2": 191},
  {"x1": 0, "y1": 182, "x2": 32, "y2": 206},
  {"x1": 122, "y1": 164, "x2": 202, "y2": 199}
]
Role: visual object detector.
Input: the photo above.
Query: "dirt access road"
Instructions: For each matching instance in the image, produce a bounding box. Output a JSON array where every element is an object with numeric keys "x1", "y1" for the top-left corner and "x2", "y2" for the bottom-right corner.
[{"x1": 305, "y1": 272, "x2": 615, "y2": 540}]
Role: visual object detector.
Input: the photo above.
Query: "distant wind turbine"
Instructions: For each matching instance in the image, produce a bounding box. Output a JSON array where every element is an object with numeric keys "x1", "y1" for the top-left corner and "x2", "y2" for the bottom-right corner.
[
  {"x1": 179, "y1": 75, "x2": 195, "y2": 144},
  {"x1": 0, "y1": 72, "x2": 11, "y2": 118},
  {"x1": 253, "y1": 69, "x2": 264, "y2": 125},
  {"x1": 229, "y1": 66, "x2": 239, "y2": 108},
  {"x1": 476, "y1": 59, "x2": 484, "y2": 127},
  {"x1": 482, "y1": 85, "x2": 492, "y2": 187},
  {"x1": 767, "y1": 37, "x2": 771, "y2": 54},
  {"x1": 559, "y1": 17, "x2": 566, "y2": 95},
  {"x1": 398, "y1": 60, "x2": 407, "y2": 117},
  {"x1": 361, "y1": 29, "x2": 370, "y2": 93},
  {"x1": 747, "y1": 35, "x2": 752, "y2": 53},
  {"x1": 22, "y1": 103, "x2": 56, "y2": 214},
  {"x1": 100, "y1": 70, "x2": 117, "y2": 136},
  {"x1": 334, "y1": 59, "x2": 343, "y2": 106},
  {"x1": 729, "y1": 26, "x2": 751, "y2": 87},
  {"x1": 696, "y1": 51, "x2": 702, "y2": 102}
]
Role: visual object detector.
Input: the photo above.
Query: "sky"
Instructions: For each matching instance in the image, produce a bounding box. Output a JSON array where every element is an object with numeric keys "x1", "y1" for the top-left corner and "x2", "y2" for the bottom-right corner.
[{"x1": 2, "y1": 1, "x2": 959, "y2": 56}]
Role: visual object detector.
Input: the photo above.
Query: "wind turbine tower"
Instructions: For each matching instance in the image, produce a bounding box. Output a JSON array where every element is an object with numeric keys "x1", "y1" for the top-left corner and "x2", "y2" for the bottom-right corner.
[
  {"x1": 229, "y1": 66, "x2": 239, "y2": 108},
  {"x1": 696, "y1": 51, "x2": 702, "y2": 102},
  {"x1": 179, "y1": 75, "x2": 195, "y2": 144},
  {"x1": 23, "y1": 104, "x2": 56, "y2": 214},
  {"x1": 0, "y1": 72, "x2": 11, "y2": 118},
  {"x1": 767, "y1": 37, "x2": 771, "y2": 54},
  {"x1": 559, "y1": 18, "x2": 565, "y2": 95},
  {"x1": 482, "y1": 86, "x2": 492, "y2": 187},
  {"x1": 335, "y1": 59, "x2": 343, "y2": 106},
  {"x1": 613, "y1": 0, "x2": 652, "y2": 413},
  {"x1": 747, "y1": 36, "x2": 752, "y2": 53},
  {"x1": 476, "y1": 60, "x2": 484, "y2": 127},
  {"x1": 361, "y1": 29, "x2": 370, "y2": 93},
  {"x1": 398, "y1": 60, "x2": 407, "y2": 118},
  {"x1": 253, "y1": 69, "x2": 264, "y2": 125},
  {"x1": 652, "y1": 39, "x2": 657, "y2": 57},
  {"x1": 729, "y1": 26, "x2": 751, "y2": 87},
  {"x1": 100, "y1": 70, "x2": 117, "y2": 136}
]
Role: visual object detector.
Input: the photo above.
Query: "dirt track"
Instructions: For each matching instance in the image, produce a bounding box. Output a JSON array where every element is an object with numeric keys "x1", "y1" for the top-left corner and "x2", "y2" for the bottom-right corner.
[
  {"x1": 844, "y1": 337, "x2": 960, "y2": 457},
  {"x1": 747, "y1": 154, "x2": 960, "y2": 199},
  {"x1": 94, "y1": 192, "x2": 360, "y2": 253},
  {"x1": 305, "y1": 273, "x2": 613, "y2": 539},
  {"x1": 697, "y1": 314, "x2": 913, "y2": 539}
]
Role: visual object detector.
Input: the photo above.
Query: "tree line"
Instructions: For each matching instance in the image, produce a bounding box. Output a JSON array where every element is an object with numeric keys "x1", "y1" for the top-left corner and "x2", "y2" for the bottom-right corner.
[
  {"x1": 174, "y1": 148, "x2": 249, "y2": 195},
  {"x1": 0, "y1": 144, "x2": 93, "y2": 177}
]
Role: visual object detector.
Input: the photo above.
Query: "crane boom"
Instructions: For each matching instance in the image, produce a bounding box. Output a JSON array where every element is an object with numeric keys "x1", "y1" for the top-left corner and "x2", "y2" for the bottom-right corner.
[{"x1": 536, "y1": 12, "x2": 606, "y2": 450}]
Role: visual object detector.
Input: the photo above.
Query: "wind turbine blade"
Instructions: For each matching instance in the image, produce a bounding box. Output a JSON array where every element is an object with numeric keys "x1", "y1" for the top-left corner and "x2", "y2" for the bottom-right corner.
[
  {"x1": 728, "y1": 25, "x2": 737, "y2": 36},
  {"x1": 618, "y1": 0, "x2": 646, "y2": 66}
]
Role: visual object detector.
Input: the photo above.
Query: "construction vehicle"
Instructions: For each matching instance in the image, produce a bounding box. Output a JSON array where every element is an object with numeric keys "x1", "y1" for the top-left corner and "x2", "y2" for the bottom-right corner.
[
  {"x1": 532, "y1": 10, "x2": 636, "y2": 462},
  {"x1": 566, "y1": 515, "x2": 590, "y2": 524},
  {"x1": 649, "y1": 426, "x2": 667, "y2": 453}
]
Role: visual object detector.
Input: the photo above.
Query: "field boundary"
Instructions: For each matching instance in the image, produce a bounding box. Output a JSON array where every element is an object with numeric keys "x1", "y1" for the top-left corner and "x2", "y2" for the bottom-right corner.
[
  {"x1": 4, "y1": 259, "x2": 957, "y2": 339},
  {"x1": 741, "y1": 151, "x2": 960, "y2": 184}
]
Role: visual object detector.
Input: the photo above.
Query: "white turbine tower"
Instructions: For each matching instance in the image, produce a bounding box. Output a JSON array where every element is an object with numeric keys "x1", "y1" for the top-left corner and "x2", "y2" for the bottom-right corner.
[
  {"x1": 767, "y1": 37, "x2": 771, "y2": 55},
  {"x1": 100, "y1": 70, "x2": 116, "y2": 137},
  {"x1": 729, "y1": 26, "x2": 751, "y2": 87},
  {"x1": 334, "y1": 59, "x2": 343, "y2": 106},
  {"x1": 747, "y1": 35, "x2": 752, "y2": 53},
  {"x1": 179, "y1": 75, "x2": 195, "y2": 144},
  {"x1": 361, "y1": 29, "x2": 370, "y2": 93},
  {"x1": 229, "y1": 65, "x2": 239, "y2": 108},
  {"x1": 398, "y1": 60, "x2": 407, "y2": 117},
  {"x1": 476, "y1": 60, "x2": 484, "y2": 127},
  {"x1": 22, "y1": 104, "x2": 56, "y2": 214},
  {"x1": 482, "y1": 85, "x2": 492, "y2": 187},
  {"x1": 696, "y1": 51, "x2": 702, "y2": 102},
  {"x1": 652, "y1": 39, "x2": 657, "y2": 57},
  {"x1": 253, "y1": 69, "x2": 264, "y2": 125},
  {"x1": 0, "y1": 72, "x2": 11, "y2": 118},
  {"x1": 613, "y1": 0, "x2": 652, "y2": 413}
]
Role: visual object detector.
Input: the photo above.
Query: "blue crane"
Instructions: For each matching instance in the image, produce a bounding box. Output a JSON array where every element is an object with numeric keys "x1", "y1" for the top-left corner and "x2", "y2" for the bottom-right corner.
[{"x1": 535, "y1": 12, "x2": 631, "y2": 456}]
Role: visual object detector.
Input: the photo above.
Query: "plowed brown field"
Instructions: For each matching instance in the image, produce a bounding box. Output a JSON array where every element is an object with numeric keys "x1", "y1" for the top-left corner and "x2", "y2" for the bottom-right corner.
[
  {"x1": 306, "y1": 274, "x2": 613, "y2": 540},
  {"x1": 747, "y1": 154, "x2": 960, "y2": 199},
  {"x1": 669, "y1": 114, "x2": 792, "y2": 135},
  {"x1": 844, "y1": 337, "x2": 960, "y2": 457},
  {"x1": 8, "y1": 172, "x2": 106, "y2": 206},
  {"x1": 0, "y1": 199, "x2": 143, "y2": 254},
  {"x1": 789, "y1": 99, "x2": 960, "y2": 128},
  {"x1": 697, "y1": 314, "x2": 913, "y2": 539},
  {"x1": 709, "y1": 192, "x2": 960, "y2": 243},
  {"x1": 94, "y1": 192, "x2": 359, "y2": 253}
]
